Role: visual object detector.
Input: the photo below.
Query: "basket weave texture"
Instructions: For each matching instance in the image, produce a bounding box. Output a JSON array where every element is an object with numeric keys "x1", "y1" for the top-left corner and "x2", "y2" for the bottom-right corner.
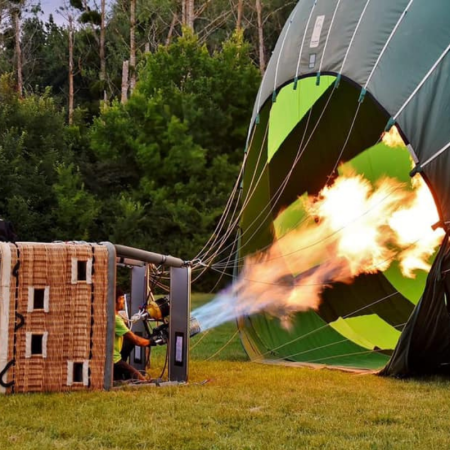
[{"x1": 0, "y1": 243, "x2": 109, "y2": 393}]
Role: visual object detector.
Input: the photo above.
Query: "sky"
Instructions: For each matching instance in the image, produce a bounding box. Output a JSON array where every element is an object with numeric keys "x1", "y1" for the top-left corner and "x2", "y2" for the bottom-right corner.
[
  {"x1": 38, "y1": 0, "x2": 111, "y2": 25},
  {"x1": 40, "y1": 0, "x2": 66, "y2": 24}
]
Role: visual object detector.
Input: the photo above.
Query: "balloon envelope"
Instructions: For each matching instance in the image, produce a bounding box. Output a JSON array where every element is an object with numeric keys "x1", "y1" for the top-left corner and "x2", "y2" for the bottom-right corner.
[{"x1": 237, "y1": 1, "x2": 450, "y2": 373}]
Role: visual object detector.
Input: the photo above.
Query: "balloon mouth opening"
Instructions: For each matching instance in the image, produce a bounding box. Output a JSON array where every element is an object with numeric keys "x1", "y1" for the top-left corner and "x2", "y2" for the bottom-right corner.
[{"x1": 238, "y1": 74, "x2": 442, "y2": 367}]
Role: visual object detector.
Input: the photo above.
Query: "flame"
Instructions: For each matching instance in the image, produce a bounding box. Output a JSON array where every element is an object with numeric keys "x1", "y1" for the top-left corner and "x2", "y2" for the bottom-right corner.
[
  {"x1": 382, "y1": 125, "x2": 405, "y2": 148},
  {"x1": 195, "y1": 171, "x2": 443, "y2": 330},
  {"x1": 305, "y1": 173, "x2": 404, "y2": 275},
  {"x1": 380, "y1": 124, "x2": 444, "y2": 276},
  {"x1": 388, "y1": 176, "x2": 443, "y2": 277},
  {"x1": 193, "y1": 145, "x2": 444, "y2": 331}
]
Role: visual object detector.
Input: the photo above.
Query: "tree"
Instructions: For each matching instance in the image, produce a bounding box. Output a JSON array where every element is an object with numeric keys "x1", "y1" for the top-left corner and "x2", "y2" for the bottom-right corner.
[
  {"x1": 129, "y1": 0, "x2": 136, "y2": 92},
  {"x1": 58, "y1": 1, "x2": 81, "y2": 124},
  {"x1": 255, "y1": 0, "x2": 264, "y2": 73},
  {"x1": 2, "y1": 0, "x2": 26, "y2": 95},
  {"x1": 68, "y1": 13, "x2": 74, "y2": 123},
  {"x1": 99, "y1": 0, "x2": 106, "y2": 98},
  {"x1": 121, "y1": 59, "x2": 128, "y2": 103},
  {"x1": 90, "y1": 32, "x2": 260, "y2": 261},
  {"x1": 56, "y1": 0, "x2": 105, "y2": 120},
  {"x1": 0, "y1": 75, "x2": 73, "y2": 240},
  {"x1": 236, "y1": 0, "x2": 243, "y2": 31},
  {"x1": 52, "y1": 163, "x2": 99, "y2": 240},
  {"x1": 182, "y1": 0, "x2": 194, "y2": 30},
  {"x1": 0, "y1": 0, "x2": 296, "y2": 288}
]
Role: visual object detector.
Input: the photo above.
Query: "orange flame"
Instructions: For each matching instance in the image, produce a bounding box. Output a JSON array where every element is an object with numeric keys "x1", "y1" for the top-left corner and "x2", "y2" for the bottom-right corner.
[
  {"x1": 382, "y1": 125, "x2": 405, "y2": 147},
  {"x1": 195, "y1": 128, "x2": 444, "y2": 332},
  {"x1": 388, "y1": 175, "x2": 443, "y2": 277},
  {"x1": 234, "y1": 169, "x2": 444, "y2": 322}
]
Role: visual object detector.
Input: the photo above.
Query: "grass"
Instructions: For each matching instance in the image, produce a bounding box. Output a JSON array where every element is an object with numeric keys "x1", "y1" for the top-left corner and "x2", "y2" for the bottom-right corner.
[{"x1": 1, "y1": 294, "x2": 450, "y2": 449}]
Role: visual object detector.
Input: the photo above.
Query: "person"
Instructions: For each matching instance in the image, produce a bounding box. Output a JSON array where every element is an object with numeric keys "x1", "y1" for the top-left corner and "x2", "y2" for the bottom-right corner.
[
  {"x1": 114, "y1": 290, "x2": 153, "y2": 381},
  {"x1": 0, "y1": 218, "x2": 17, "y2": 242}
]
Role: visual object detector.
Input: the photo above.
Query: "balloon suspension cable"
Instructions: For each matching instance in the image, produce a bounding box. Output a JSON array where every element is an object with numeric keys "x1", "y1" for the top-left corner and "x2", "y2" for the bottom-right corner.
[
  {"x1": 206, "y1": 329, "x2": 240, "y2": 361},
  {"x1": 197, "y1": 118, "x2": 271, "y2": 268},
  {"x1": 193, "y1": 122, "x2": 260, "y2": 264},
  {"x1": 266, "y1": 321, "x2": 407, "y2": 365},
  {"x1": 209, "y1": 83, "x2": 339, "y2": 271},
  {"x1": 216, "y1": 0, "x2": 420, "y2": 272},
  {"x1": 215, "y1": 81, "x2": 406, "y2": 272},
  {"x1": 252, "y1": 290, "x2": 399, "y2": 362},
  {"x1": 214, "y1": 111, "x2": 391, "y2": 270}
]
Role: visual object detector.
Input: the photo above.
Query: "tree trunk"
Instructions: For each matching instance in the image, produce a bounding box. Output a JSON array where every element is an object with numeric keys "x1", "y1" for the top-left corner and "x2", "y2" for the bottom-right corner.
[
  {"x1": 255, "y1": 0, "x2": 265, "y2": 74},
  {"x1": 129, "y1": 0, "x2": 136, "y2": 93},
  {"x1": 100, "y1": 0, "x2": 106, "y2": 99},
  {"x1": 236, "y1": 0, "x2": 244, "y2": 31},
  {"x1": 182, "y1": 0, "x2": 194, "y2": 31},
  {"x1": 14, "y1": 8, "x2": 22, "y2": 96},
  {"x1": 182, "y1": 0, "x2": 186, "y2": 26},
  {"x1": 187, "y1": 0, "x2": 194, "y2": 30},
  {"x1": 166, "y1": 12, "x2": 177, "y2": 46},
  {"x1": 121, "y1": 60, "x2": 129, "y2": 104},
  {"x1": 68, "y1": 15, "x2": 74, "y2": 125}
]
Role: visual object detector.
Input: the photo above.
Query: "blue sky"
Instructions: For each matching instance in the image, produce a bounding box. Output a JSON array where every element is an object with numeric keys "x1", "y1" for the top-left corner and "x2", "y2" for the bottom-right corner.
[
  {"x1": 40, "y1": 0, "x2": 65, "y2": 23},
  {"x1": 38, "y1": 0, "x2": 110, "y2": 25}
]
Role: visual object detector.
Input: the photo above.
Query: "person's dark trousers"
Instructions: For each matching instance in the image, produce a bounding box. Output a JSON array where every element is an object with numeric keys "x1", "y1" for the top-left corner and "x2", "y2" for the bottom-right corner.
[
  {"x1": 114, "y1": 360, "x2": 144, "y2": 380},
  {"x1": 121, "y1": 339, "x2": 134, "y2": 362}
]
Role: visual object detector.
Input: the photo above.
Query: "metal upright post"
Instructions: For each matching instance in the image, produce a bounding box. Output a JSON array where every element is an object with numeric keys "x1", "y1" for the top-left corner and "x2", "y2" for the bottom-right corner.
[
  {"x1": 168, "y1": 266, "x2": 191, "y2": 382},
  {"x1": 129, "y1": 265, "x2": 148, "y2": 373}
]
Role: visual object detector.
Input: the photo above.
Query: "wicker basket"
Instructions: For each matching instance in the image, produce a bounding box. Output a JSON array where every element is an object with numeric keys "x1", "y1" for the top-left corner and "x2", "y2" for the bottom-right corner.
[{"x1": 0, "y1": 242, "x2": 115, "y2": 394}]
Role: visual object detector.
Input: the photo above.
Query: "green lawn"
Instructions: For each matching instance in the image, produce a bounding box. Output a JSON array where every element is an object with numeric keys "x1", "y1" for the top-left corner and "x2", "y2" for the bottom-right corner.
[{"x1": 1, "y1": 294, "x2": 450, "y2": 449}]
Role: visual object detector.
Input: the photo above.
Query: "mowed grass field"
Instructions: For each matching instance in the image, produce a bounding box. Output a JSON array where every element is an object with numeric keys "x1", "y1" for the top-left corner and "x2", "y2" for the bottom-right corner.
[{"x1": 1, "y1": 294, "x2": 450, "y2": 449}]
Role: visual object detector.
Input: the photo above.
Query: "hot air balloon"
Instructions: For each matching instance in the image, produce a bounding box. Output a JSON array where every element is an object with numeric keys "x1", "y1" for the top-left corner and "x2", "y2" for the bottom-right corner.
[{"x1": 236, "y1": 0, "x2": 450, "y2": 376}]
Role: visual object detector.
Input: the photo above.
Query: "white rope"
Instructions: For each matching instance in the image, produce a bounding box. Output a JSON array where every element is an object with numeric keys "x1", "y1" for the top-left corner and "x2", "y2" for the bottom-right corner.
[
  {"x1": 294, "y1": 0, "x2": 317, "y2": 79},
  {"x1": 193, "y1": 189, "x2": 243, "y2": 281},
  {"x1": 198, "y1": 123, "x2": 271, "y2": 268},
  {"x1": 273, "y1": 5, "x2": 300, "y2": 92},
  {"x1": 193, "y1": 123, "x2": 261, "y2": 263},
  {"x1": 193, "y1": 154, "x2": 246, "y2": 263},
  {"x1": 198, "y1": 164, "x2": 269, "y2": 271},
  {"x1": 394, "y1": 42, "x2": 450, "y2": 120},
  {"x1": 329, "y1": 102, "x2": 362, "y2": 176},
  {"x1": 206, "y1": 0, "x2": 373, "y2": 272},
  {"x1": 339, "y1": 0, "x2": 372, "y2": 74},
  {"x1": 194, "y1": 120, "x2": 269, "y2": 266},
  {"x1": 420, "y1": 140, "x2": 450, "y2": 170},
  {"x1": 205, "y1": 329, "x2": 240, "y2": 361},
  {"x1": 210, "y1": 85, "x2": 338, "y2": 269},
  {"x1": 190, "y1": 329, "x2": 211, "y2": 350},
  {"x1": 303, "y1": 348, "x2": 375, "y2": 364},
  {"x1": 252, "y1": 291, "x2": 399, "y2": 361},
  {"x1": 364, "y1": 0, "x2": 414, "y2": 89},
  {"x1": 213, "y1": 89, "x2": 370, "y2": 270},
  {"x1": 318, "y1": 0, "x2": 342, "y2": 72},
  {"x1": 199, "y1": 120, "x2": 275, "y2": 268},
  {"x1": 194, "y1": 180, "x2": 243, "y2": 269},
  {"x1": 268, "y1": 322, "x2": 406, "y2": 363},
  {"x1": 193, "y1": 218, "x2": 239, "y2": 285}
]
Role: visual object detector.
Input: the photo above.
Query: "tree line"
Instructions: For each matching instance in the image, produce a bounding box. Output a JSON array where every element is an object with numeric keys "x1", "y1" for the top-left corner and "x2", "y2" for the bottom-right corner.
[{"x1": 0, "y1": 0, "x2": 293, "y2": 288}]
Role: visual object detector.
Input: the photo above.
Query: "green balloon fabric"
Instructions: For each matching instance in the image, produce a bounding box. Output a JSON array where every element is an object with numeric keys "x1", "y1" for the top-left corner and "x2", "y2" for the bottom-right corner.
[{"x1": 237, "y1": 1, "x2": 450, "y2": 374}]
